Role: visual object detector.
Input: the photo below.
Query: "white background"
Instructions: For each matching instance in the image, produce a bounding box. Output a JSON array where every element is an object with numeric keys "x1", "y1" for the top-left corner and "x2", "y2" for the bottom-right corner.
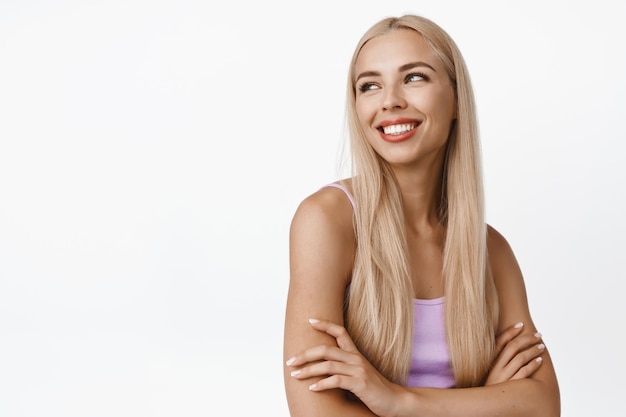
[{"x1": 1, "y1": 0, "x2": 624, "y2": 416}]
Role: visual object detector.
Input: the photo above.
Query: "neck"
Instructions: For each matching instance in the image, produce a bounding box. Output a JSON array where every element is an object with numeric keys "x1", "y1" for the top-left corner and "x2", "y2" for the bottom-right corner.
[{"x1": 390, "y1": 156, "x2": 445, "y2": 233}]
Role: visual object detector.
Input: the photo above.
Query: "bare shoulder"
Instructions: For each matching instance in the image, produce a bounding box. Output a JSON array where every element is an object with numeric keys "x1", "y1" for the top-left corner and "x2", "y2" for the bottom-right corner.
[
  {"x1": 284, "y1": 182, "x2": 359, "y2": 414},
  {"x1": 486, "y1": 225, "x2": 560, "y2": 404},
  {"x1": 287, "y1": 181, "x2": 357, "y2": 321},
  {"x1": 486, "y1": 224, "x2": 522, "y2": 279},
  {"x1": 290, "y1": 182, "x2": 355, "y2": 247},
  {"x1": 486, "y1": 225, "x2": 524, "y2": 300},
  {"x1": 289, "y1": 182, "x2": 356, "y2": 293},
  {"x1": 292, "y1": 180, "x2": 354, "y2": 221},
  {"x1": 486, "y1": 224, "x2": 533, "y2": 332}
]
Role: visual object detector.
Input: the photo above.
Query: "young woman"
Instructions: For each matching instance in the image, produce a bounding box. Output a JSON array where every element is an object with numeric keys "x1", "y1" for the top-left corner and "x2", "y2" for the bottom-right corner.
[{"x1": 283, "y1": 14, "x2": 560, "y2": 417}]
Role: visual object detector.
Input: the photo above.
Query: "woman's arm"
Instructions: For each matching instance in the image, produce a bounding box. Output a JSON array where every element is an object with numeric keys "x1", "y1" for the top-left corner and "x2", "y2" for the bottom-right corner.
[
  {"x1": 484, "y1": 321, "x2": 545, "y2": 385},
  {"x1": 288, "y1": 225, "x2": 560, "y2": 417},
  {"x1": 291, "y1": 319, "x2": 557, "y2": 417},
  {"x1": 395, "y1": 226, "x2": 560, "y2": 417},
  {"x1": 283, "y1": 186, "x2": 378, "y2": 417}
]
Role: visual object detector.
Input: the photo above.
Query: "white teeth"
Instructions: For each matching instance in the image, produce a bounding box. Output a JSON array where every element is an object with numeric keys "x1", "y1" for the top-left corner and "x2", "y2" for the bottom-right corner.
[{"x1": 382, "y1": 123, "x2": 416, "y2": 135}]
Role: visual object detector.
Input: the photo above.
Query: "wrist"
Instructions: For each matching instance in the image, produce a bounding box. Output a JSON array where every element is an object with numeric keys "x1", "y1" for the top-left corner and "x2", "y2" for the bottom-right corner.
[{"x1": 391, "y1": 385, "x2": 421, "y2": 417}]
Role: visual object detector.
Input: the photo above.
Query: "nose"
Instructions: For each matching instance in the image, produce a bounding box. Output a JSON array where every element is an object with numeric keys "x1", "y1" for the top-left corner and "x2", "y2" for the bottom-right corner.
[{"x1": 382, "y1": 85, "x2": 407, "y2": 110}]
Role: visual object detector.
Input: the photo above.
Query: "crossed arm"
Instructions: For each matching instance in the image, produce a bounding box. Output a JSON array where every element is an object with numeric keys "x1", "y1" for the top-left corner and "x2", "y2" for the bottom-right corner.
[{"x1": 283, "y1": 189, "x2": 560, "y2": 417}]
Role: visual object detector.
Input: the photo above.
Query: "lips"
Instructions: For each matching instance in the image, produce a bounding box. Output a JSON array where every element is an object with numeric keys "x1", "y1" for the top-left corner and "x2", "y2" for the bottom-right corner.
[{"x1": 377, "y1": 118, "x2": 421, "y2": 143}]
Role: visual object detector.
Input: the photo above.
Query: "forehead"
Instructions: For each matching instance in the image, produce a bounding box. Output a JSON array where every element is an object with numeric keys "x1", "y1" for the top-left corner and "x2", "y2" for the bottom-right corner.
[{"x1": 355, "y1": 29, "x2": 442, "y2": 75}]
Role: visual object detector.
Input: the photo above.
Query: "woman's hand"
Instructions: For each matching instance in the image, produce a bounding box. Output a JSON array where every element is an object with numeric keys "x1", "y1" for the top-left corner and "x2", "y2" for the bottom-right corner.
[
  {"x1": 484, "y1": 322, "x2": 545, "y2": 386},
  {"x1": 286, "y1": 319, "x2": 406, "y2": 417}
]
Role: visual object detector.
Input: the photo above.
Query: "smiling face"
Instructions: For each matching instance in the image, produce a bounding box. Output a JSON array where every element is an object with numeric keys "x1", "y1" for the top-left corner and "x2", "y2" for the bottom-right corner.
[{"x1": 354, "y1": 29, "x2": 457, "y2": 169}]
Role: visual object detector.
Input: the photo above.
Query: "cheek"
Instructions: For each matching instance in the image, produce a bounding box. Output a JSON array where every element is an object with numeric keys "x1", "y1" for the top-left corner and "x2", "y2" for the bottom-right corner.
[
  {"x1": 355, "y1": 99, "x2": 376, "y2": 127},
  {"x1": 423, "y1": 90, "x2": 456, "y2": 122},
  {"x1": 437, "y1": 87, "x2": 456, "y2": 119}
]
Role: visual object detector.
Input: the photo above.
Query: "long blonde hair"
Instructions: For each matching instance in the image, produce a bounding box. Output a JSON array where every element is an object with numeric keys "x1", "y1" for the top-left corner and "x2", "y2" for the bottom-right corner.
[{"x1": 344, "y1": 15, "x2": 499, "y2": 387}]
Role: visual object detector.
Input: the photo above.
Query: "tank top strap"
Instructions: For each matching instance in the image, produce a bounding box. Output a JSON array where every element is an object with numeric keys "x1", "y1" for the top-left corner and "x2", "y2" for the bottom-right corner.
[{"x1": 321, "y1": 182, "x2": 355, "y2": 211}]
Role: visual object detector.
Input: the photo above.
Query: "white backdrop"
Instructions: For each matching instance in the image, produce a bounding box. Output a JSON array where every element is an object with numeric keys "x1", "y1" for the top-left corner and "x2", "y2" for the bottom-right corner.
[{"x1": 1, "y1": 0, "x2": 624, "y2": 416}]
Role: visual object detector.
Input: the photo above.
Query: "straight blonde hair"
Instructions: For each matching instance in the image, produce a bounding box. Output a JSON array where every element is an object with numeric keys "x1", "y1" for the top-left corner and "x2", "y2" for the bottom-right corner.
[{"x1": 344, "y1": 15, "x2": 499, "y2": 387}]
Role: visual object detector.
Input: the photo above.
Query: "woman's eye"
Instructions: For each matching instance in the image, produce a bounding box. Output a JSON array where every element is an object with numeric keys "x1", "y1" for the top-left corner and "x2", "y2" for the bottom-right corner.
[
  {"x1": 358, "y1": 82, "x2": 379, "y2": 93},
  {"x1": 406, "y1": 73, "x2": 427, "y2": 83}
]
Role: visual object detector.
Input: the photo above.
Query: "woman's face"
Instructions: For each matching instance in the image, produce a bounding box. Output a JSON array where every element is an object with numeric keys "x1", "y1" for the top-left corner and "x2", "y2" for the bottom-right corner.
[{"x1": 354, "y1": 29, "x2": 456, "y2": 169}]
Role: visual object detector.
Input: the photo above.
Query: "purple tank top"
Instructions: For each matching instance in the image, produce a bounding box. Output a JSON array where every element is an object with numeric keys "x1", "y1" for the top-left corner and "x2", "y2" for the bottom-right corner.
[
  {"x1": 408, "y1": 297, "x2": 455, "y2": 388},
  {"x1": 321, "y1": 183, "x2": 455, "y2": 388}
]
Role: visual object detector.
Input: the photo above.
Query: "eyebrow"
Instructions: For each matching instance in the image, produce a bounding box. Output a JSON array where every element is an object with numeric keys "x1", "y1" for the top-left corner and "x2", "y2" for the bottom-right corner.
[{"x1": 355, "y1": 61, "x2": 437, "y2": 82}]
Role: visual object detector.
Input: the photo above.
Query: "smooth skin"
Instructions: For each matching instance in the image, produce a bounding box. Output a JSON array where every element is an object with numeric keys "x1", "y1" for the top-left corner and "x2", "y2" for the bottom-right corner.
[{"x1": 283, "y1": 29, "x2": 560, "y2": 417}]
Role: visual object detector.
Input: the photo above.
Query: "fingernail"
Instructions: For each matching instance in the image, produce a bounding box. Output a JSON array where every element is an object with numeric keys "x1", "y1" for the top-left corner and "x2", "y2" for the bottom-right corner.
[
  {"x1": 536, "y1": 357, "x2": 543, "y2": 363},
  {"x1": 514, "y1": 322, "x2": 524, "y2": 329},
  {"x1": 309, "y1": 318, "x2": 320, "y2": 324},
  {"x1": 538, "y1": 343, "x2": 545, "y2": 350},
  {"x1": 290, "y1": 370, "x2": 301, "y2": 377},
  {"x1": 535, "y1": 332, "x2": 542, "y2": 338},
  {"x1": 309, "y1": 383, "x2": 318, "y2": 390},
  {"x1": 286, "y1": 357, "x2": 296, "y2": 366}
]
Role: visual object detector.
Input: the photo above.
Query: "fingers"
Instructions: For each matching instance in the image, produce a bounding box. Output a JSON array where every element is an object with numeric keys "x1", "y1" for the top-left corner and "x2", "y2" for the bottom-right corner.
[
  {"x1": 485, "y1": 328, "x2": 546, "y2": 385},
  {"x1": 286, "y1": 343, "x2": 356, "y2": 368},
  {"x1": 494, "y1": 321, "x2": 525, "y2": 356},
  {"x1": 493, "y1": 330, "x2": 543, "y2": 369},
  {"x1": 290, "y1": 359, "x2": 354, "y2": 381},
  {"x1": 285, "y1": 319, "x2": 363, "y2": 393},
  {"x1": 511, "y1": 356, "x2": 543, "y2": 380},
  {"x1": 290, "y1": 362, "x2": 355, "y2": 393},
  {"x1": 309, "y1": 374, "x2": 350, "y2": 392},
  {"x1": 308, "y1": 318, "x2": 358, "y2": 352},
  {"x1": 503, "y1": 337, "x2": 544, "y2": 371},
  {"x1": 285, "y1": 319, "x2": 359, "y2": 368}
]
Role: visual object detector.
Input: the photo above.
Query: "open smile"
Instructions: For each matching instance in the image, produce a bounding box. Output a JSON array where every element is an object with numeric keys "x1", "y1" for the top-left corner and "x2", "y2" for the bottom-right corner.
[{"x1": 376, "y1": 120, "x2": 422, "y2": 142}]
